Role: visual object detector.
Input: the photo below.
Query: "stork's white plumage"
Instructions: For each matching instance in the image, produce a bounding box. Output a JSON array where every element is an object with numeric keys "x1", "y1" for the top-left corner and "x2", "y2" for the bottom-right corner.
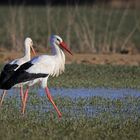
[
  {"x1": 3, "y1": 35, "x2": 72, "y2": 117},
  {"x1": 0, "y1": 37, "x2": 36, "y2": 106},
  {"x1": 9, "y1": 38, "x2": 36, "y2": 69}
]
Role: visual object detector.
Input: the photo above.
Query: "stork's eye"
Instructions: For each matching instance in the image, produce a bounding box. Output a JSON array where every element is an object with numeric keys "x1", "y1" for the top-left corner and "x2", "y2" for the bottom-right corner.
[{"x1": 57, "y1": 38, "x2": 60, "y2": 42}]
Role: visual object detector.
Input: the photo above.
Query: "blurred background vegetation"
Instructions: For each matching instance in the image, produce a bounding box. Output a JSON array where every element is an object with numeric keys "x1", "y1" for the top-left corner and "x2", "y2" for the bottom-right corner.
[{"x1": 0, "y1": 0, "x2": 139, "y2": 54}]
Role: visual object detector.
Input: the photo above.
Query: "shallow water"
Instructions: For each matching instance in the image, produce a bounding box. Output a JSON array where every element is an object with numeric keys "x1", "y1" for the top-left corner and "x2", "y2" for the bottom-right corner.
[
  {"x1": 37, "y1": 88, "x2": 140, "y2": 99},
  {"x1": 1, "y1": 87, "x2": 140, "y2": 101},
  {"x1": 1, "y1": 88, "x2": 140, "y2": 118},
  {"x1": 1, "y1": 88, "x2": 140, "y2": 99}
]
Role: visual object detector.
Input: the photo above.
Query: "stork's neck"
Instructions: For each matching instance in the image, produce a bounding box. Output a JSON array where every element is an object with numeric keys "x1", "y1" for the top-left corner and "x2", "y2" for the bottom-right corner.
[
  {"x1": 51, "y1": 42, "x2": 65, "y2": 76},
  {"x1": 24, "y1": 45, "x2": 31, "y2": 60},
  {"x1": 51, "y1": 43, "x2": 64, "y2": 57}
]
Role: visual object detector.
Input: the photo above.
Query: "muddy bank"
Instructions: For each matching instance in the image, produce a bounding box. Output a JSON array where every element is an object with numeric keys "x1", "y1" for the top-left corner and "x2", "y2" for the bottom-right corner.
[{"x1": 0, "y1": 51, "x2": 140, "y2": 66}]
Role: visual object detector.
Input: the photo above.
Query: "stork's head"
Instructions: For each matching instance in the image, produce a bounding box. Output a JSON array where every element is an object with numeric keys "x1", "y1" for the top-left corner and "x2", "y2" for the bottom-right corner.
[
  {"x1": 25, "y1": 37, "x2": 33, "y2": 47},
  {"x1": 50, "y1": 35, "x2": 72, "y2": 55},
  {"x1": 24, "y1": 37, "x2": 36, "y2": 56}
]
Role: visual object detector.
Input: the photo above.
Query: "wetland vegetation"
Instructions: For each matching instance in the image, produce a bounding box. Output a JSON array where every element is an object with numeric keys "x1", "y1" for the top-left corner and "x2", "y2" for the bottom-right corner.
[
  {"x1": 49, "y1": 64, "x2": 140, "y2": 89},
  {"x1": 0, "y1": 4, "x2": 140, "y2": 140},
  {"x1": 0, "y1": 5, "x2": 139, "y2": 53},
  {"x1": 0, "y1": 94, "x2": 140, "y2": 140},
  {"x1": 0, "y1": 64, "x2": 140, "y2": 140}
]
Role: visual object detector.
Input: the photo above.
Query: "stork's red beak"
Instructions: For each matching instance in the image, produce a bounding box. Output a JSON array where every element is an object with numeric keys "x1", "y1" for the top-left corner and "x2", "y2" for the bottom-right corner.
[
  {"x1": 59, "y1": 41, "x2": 72, "y2": 55},
  {"x1": 30, "y1": 45, "x2": 36, "y2": 56}
]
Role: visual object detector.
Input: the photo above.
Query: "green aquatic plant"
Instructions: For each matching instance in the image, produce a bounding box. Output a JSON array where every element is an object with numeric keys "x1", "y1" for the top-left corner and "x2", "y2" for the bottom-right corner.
[{"x1": 1, "y1": 95, "x2": 140, "y2": 140}]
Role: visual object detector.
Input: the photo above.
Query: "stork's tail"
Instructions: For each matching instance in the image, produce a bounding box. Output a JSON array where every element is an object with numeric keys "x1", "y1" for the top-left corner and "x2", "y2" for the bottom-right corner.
[{"x1": 0, "y1": 70, "x2": 15, "y2": 89}]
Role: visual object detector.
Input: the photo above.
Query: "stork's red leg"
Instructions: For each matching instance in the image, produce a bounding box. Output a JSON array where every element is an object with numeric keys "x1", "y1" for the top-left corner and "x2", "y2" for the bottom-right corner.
[
  {"x1": 22, "y1": 87, "x2": 29, "y2": 114},
  {"x1": 0, "y1": 90, "x2": 7, "y2": 107},
  {"x1": 45, "y1": 87, "x2": 62, "y2": 118},
  {"x1": 20, "y1": 84, "x2": 24, "y2": 104}
]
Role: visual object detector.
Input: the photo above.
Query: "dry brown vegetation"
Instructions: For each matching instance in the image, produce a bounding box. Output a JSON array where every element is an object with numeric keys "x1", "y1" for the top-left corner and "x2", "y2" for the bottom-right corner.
[
  {"x1": 0, "y1": 5, "x2": 139, "y2": 66},
  {"x1": 0, "y1": 5, "x2": 139, "y2": 53},
  {"x1": 1, "y1": 50, "x2": 140, "y2": 66}
]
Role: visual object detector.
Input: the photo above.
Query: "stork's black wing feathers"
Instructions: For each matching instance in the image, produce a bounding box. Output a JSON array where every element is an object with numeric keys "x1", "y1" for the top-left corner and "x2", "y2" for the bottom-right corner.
[
  {"x1": 16, "y1": 61, "x2": 33, "y2": 71},
  {"x1": 3, "y1": 64, "x2": 19, "y2": 72},
  {"x1": 1, "y1": 62, "x2": 48, "y2": 90},
  {"x1": 0, "y1": 64, "x2": 19, "y2": 88}
]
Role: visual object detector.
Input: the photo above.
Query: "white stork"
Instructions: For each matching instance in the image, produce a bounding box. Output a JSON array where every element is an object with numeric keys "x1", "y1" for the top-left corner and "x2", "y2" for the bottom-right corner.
[
  {"x1": 2, "y1": 35, "x2": 72, "y2": 118},
  {"x1": 0, "y1": 37, "x2": 36, "y2": 106}
]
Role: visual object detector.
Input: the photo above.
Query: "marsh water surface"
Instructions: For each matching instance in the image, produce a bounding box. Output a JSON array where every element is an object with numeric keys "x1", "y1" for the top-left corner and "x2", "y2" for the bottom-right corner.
[
  {"x1": 1, "y1": 88, "x2": 140, "y2": 118},
  {"x1": 38, "y1": 88, "x2": 140, "y2": 99}
]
